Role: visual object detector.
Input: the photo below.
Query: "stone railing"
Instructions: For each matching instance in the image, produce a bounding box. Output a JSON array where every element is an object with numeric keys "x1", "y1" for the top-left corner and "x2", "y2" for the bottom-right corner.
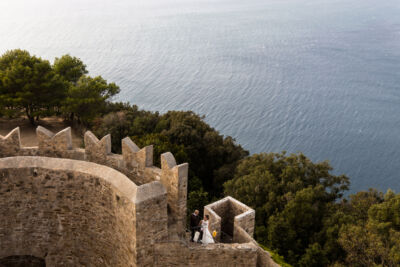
[{"x1": 0, "y1": 126, "x2": 188, "y2": 238}]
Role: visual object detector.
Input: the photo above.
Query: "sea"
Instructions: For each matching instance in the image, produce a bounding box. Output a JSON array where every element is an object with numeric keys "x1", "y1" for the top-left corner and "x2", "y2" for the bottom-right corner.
[{"x1": 1, "y1": 0, "x2": 399, "y2": 194}]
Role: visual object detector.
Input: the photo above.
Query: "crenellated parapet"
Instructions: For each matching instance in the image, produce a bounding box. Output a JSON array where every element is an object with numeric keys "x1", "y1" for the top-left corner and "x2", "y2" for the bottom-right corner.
[{"x1": 0, "y1": 126, "x2": 188, "y2": 239}]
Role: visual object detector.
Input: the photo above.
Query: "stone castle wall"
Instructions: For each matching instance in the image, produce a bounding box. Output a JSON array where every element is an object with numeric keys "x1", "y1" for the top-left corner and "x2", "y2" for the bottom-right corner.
[
  {"x1": 0, "y1": 127, "x2": 173, "y2": 266},
  {"x1": 0, "y1": 126, "x2": 279, "y2": 267},
  {"x1": 0, "y1": 126, "x2": 187, "y2": 238},
  {"x1": 0, "y1": 157, "x2": 141, "y2": 266}
]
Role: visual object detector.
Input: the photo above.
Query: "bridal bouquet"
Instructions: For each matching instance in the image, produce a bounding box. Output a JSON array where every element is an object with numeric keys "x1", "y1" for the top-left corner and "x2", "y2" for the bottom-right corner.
[{"x1": 212, "y1": 230, "x2": 217, "y2": 238}]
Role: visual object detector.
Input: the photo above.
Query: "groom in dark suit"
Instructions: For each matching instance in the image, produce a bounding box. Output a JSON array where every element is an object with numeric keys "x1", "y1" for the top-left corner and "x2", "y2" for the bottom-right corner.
[{"x1": 190, "y1": 210, "x2": 201, "y2": 242}]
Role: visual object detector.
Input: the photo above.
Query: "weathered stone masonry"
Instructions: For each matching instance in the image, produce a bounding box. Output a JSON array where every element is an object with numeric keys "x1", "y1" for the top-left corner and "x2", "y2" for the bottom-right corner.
[
  {"x1": 0, "y1": 127, "x2": 278, "y2": 266},
  {"x1": 0, "y1": 158, "x2": 138, "y2": 266}
]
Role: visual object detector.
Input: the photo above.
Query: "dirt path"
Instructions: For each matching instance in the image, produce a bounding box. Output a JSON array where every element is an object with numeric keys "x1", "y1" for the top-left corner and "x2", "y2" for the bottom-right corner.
[{"x1": 0, "y1": 117, "x2": 83, "y2": 148}]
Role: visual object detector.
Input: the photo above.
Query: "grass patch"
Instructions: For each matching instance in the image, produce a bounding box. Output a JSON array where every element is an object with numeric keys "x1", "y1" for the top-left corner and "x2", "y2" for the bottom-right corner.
[{"x1": 259, "y1": 243, "x2": 292, "y2": 267}]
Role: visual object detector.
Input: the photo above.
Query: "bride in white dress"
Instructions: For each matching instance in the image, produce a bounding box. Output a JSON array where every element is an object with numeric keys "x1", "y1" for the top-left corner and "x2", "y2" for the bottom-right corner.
[{"x1": 200, "y1": 215, "x2": 215, "y2": 244}]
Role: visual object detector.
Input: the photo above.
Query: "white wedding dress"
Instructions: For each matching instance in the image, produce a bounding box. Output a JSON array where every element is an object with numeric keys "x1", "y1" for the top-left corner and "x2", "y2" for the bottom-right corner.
[{"x1": 201, "y1": 220, "x2": 215, "y2": 244}]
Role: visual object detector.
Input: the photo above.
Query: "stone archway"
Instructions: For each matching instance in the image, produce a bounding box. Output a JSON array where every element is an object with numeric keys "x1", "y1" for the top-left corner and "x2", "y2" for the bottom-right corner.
[{"x1": 0, "y1": 255, "x2": 45, "y2": 267}]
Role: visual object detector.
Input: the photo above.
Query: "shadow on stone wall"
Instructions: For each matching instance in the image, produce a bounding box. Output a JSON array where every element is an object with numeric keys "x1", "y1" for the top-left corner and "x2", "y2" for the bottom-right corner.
[{"x1": 0, "y1": 255, "x2": 45, "y2": 267}]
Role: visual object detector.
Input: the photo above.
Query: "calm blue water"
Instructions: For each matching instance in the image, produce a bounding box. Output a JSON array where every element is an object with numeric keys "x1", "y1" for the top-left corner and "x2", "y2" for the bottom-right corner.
[{"x1": 1, "y1": 0, "x2": 399, "y2": 193}]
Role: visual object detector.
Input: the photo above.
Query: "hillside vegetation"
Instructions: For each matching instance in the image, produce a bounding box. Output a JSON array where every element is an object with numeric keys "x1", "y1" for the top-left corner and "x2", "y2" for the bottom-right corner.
[{"x1": 1, "y1": 50, "x2": 399, "y2": 266}]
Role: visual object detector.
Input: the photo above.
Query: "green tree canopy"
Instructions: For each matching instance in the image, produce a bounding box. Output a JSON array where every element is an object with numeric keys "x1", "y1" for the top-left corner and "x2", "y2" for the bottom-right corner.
[
  {"x1": 338, "y1": 190, "x2": 400, "y2": 266},
  {"x1": 224, "y1": 152, "x2": 349, "y2": 265},
  {"x1": 63, "y1": 75, "x2": 119, "y2": 123},
  {"x1": 0, "y1": 49, "x2": 67, "y2": 123},
  {"x1": 53, "y1": 54, "x2": 88, "y2": 84},
  {"x1": 155, "y1": 111, "x2": 248, "y2": 195}
]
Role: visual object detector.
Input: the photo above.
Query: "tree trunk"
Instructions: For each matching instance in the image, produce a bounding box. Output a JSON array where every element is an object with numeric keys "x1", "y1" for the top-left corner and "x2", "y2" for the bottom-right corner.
[
  {"x1": 27, "y1": 114, "x2": 35, "y2": 125},
  {"x1": 26, "y1": 107, "x2": 35, "y2": 125}
]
